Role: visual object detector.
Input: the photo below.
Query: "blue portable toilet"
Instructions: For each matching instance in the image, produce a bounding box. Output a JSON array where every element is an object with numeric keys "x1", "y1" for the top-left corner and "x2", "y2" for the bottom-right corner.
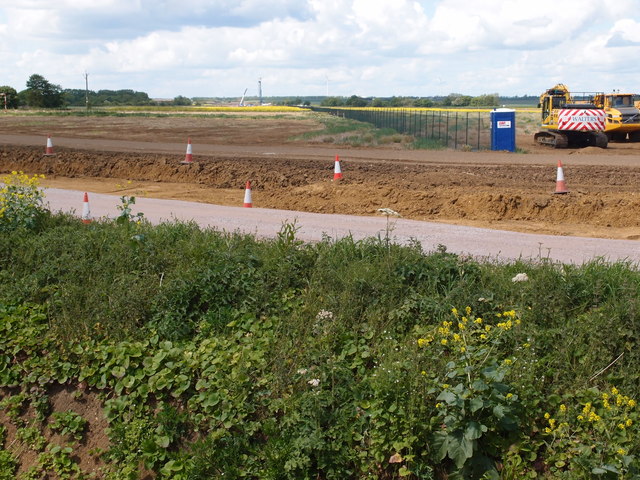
[{"x1": 490, "y1": 108, "x2": 516, "y2": 152}]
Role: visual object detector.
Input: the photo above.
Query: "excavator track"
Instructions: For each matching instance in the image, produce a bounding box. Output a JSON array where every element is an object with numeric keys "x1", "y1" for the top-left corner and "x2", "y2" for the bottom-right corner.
[{"x1": 534, "y1": 131, "x2": 569, "y2": 148}]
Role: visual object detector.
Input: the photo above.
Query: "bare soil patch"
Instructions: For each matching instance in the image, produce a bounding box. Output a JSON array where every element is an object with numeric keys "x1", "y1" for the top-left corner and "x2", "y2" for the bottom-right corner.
[{"x1": 1, "y1": 113, "x2": 640, "y2": 240}]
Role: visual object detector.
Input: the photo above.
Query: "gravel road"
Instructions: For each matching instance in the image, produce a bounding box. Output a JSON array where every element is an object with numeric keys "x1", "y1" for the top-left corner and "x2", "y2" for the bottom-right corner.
[{"x1": 45, "y1": 187, "x2": 640, "y2": 266}]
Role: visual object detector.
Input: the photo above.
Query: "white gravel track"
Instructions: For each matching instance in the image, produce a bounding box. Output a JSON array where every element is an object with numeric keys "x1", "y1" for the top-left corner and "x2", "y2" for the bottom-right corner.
[{"x1": 44, "y1": 187, "x2": 640, "y2": 266}]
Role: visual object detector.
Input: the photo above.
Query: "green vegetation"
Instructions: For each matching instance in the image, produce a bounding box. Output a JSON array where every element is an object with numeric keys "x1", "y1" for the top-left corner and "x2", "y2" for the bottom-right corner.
[{"x1": 1, "y1": 177, "x2": 640, "y2": 478}]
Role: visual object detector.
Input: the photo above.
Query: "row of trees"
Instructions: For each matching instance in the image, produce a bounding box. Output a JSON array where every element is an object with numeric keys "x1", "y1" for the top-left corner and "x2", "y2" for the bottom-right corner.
[
  {"x1": 320, "y1": 93, "x2": 502, "y2": 108},
  {"x1": 0, "y1": 74, "x2": 192, "y2": 109}
]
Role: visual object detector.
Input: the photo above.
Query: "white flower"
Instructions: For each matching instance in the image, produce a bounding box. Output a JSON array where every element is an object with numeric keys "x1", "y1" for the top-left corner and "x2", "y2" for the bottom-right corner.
[
  {"x1": 316, "y1": 309, "x2": 334, "y2": 321},
  {"x1": 377, "y1": 208, "x2": 401, "y2": 217},
  {"x1": 308, "y1": 378, "x2": 320, "y2": 387},
  {"x1": 296, "y1": 368, "x2": 308, "y2": 375},
  {"x1": 511, "y1": 273, "x2": 529, "y2": 283}
]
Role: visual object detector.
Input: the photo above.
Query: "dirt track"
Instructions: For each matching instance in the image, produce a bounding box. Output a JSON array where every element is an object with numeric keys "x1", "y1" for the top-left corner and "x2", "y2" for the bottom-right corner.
[{"x1": 1, "y1": 112, "x2": 640, "y2": 240}]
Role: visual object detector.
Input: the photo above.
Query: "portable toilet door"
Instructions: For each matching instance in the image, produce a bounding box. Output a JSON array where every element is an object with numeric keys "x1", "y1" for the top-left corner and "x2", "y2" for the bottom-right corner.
[{"x1": 490, "y1": 108, "x2": 516, "y2": 152}]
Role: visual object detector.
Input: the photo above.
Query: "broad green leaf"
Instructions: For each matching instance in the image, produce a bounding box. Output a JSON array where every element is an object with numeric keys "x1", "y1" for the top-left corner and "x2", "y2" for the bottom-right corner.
[{"x1": 464, "y1": 421, "x2": 484, "y2": 441}]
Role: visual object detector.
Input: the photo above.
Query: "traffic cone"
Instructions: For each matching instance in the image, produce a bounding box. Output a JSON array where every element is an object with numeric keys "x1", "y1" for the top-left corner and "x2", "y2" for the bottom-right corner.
[
  {"x1": 243, "y1": 181, "x2": 252, "y2": 208},
  {"x1": 333, "y1": 155, "x2": 343, "y2": 180},
  {"x1": 81, "y1": 192, "x2": 92, "y2": 224},
  {"x1": 181, "y1": 138, "x2": 193, "y2": 164},
  {"x1": 553, "y1": 159, "x2": 569, "y2": 194},
  {"x1": 44, "y1": 135, "x2": 55, "y2": 156}
]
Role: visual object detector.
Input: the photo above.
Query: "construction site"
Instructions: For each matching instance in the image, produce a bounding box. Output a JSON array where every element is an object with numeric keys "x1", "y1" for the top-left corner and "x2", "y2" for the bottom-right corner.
[{"x1": 1, "y1": 110, "x2": 640, "y2": 241}]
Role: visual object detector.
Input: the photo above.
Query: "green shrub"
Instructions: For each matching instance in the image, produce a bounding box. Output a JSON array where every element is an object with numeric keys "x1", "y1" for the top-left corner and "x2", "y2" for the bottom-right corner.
[{"x1": 0, "y1": 171, "x2": 48, "y2": 232}]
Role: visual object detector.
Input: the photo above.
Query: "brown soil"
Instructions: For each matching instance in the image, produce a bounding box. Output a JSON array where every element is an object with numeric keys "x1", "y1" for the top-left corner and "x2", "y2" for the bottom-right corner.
[{"x1": 2, "y1": 112, "x2": 640, "y2": 242}]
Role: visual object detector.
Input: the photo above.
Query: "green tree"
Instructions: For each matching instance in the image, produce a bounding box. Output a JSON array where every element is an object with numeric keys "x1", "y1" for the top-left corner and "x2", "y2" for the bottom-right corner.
[
  {"x1": 320, "y1": 96, "x2": 344, "y2": 107},
  {"x1": 24, "y1": 74, "x2": 64, "y2": 108},
  {"x1": 470, "y1": 93, "x2": 499, "y2": 107},
  {"x1": 172, "y1": 95, "x2": 192, "y2": 106},
  {"x1": 414, "y1": 98, "x2": 434, "y2": 107},
  {"x1": 0, "y1": 86, "x2": 19, "y2": 109},
  {"x1": 345, "y1": 95, "x2": 368, "y2": 107}
]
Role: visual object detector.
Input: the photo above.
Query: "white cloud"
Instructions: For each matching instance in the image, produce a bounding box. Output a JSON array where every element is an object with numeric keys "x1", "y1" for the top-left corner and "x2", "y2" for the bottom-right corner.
[{"x1": 1, "y1": 0, "x2": 639, "y2": 97}]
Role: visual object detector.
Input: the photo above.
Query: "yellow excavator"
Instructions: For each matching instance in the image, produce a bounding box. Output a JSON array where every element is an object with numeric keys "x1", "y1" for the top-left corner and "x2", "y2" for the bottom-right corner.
[
  {"x1": 592, "y1": 92, "x2": 640, "y2": 142},
  {"x1": 535, "y1": 84, "x2": 608, "y2": 148}
]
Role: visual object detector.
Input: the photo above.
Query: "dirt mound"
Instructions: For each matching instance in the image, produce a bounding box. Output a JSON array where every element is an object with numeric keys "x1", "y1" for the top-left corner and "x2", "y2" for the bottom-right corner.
[{"x1": 3, "y1": 144, "x2": 640, "y2": 239}]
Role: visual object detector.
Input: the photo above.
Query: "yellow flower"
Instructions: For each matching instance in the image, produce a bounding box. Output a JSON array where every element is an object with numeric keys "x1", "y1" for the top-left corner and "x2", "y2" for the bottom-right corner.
[
  {"x1": 452, "y1": 333, "x2": 461, "y2": 342},
  {"x1": 544, "y1": 412, "x2": 551, "y2": 419},
  {"x1": 417, "y1": 338, "x2": 429, "y2": 348},
  {"x1": 465, "y1": 306, "x2": 471, "y2": 315},
  {"x1": 618, "y1": 423, "x2": 626, "y2": 430},
  {"x1": 626, "y1": 418, "x2": 633, "y2": 427},
  {"x1": 435, "y1": 403, "x2": 442, "y2": 408},
  {"x1": 506, "y1": 393, "x2": 513, "y2": 399},
  {"x1": 421, "y1": 371, "x2": 426, "y2": 376},
  {"x1": 442, "y1": 384, "x2": 450, "y2": 389},
  {"x1": 480, "y1": 334, "x2": 487, "y2": 340},
  {"x1": 451, "y1": 308, "x2": 458, "y2": 316},
  {"x1": 474, "y1": 317, "x2": 483, "y2": 324},
  {"x1": 440, "y1": 339, "x2": 448, "y2": 345},
  {"x1": 629, "y1": 399, "x2": 636, "y2": 408},
  {"x1": 485, "y1": 325, "x2": 492, "y2": 332},
  {"x1": 460, "y1": 347, "x2": 466, "y2": 353},
  {"x1": 617, "y1": 448, "x2": 626, "y2": 456},
  {"x1": 612, "y1": 387, "x2": 619, "y2": 395},
  {"x1": 559, "y1": 404, "x2": 567, "y2": 413},
  {"x1": 503, "y1": 359, "x2": 513, "y2": 365}
]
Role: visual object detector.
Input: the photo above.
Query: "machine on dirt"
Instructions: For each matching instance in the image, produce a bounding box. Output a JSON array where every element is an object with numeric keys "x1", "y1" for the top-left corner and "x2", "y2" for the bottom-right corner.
[
  {"x1": 592, "y1": 92, "x2": 640, "y2": 142},
  {"x1": 534, "y1": 84, "x2": 608, "y2": 148}
]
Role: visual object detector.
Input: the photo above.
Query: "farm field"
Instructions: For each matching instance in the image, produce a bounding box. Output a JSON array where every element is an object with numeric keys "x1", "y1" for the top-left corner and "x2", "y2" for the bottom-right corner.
[{"x1": 2, "y1": 111, "x2": 640, "y2": 240}]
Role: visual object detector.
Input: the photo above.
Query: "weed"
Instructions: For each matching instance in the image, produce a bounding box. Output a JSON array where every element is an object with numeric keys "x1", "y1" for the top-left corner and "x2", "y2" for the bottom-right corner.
[{"x1": 49, "y1": 410, "x2": 88, "y2": 441}]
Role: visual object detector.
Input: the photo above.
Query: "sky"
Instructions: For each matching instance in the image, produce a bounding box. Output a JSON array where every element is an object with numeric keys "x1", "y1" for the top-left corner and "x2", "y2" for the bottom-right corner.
[{"x1": 1, "y1": 0, "x2": 640, "y2": 99}]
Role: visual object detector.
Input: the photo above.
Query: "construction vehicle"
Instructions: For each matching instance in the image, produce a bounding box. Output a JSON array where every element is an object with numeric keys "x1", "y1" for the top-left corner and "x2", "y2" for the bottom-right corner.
[
  {"x1": 592, "y1": 92, "x2": 640, "y2": 142},
  {"x1": 535, "y1": 84, "x2": 608, "y2": 148}
]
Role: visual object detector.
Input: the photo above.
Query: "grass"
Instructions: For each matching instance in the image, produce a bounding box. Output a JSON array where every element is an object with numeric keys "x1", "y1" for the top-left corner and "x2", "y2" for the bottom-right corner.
[
  {"x1": 2, "y1": 111, "x2": 634, "y2": 476},
  {"x1": 3, "y1": 191, "x2": 640, "y2": 477}
]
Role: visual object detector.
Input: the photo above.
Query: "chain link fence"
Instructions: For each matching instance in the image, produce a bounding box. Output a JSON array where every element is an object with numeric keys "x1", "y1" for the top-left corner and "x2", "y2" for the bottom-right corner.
[{"x1": 308, "y1": 107, "x2": 494, "y2": 150}]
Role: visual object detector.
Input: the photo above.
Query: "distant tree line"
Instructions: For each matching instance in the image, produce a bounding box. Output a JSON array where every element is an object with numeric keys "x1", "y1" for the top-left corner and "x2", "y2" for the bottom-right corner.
[
  {"x1": 0, "y1": 74, "x2": 193, "y2": 109},
  {"x1": 319, "y1": 93, "x2": 504, "y2": 108},
  {"x1": 0, "y1": 73, "x2": 537, "y2": 110}
]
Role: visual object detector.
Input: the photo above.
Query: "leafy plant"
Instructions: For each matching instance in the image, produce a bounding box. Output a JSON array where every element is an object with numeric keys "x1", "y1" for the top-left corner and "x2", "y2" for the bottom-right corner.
[
  {"x1": 0, "y1": 450, "x2": 18, "y2": 480},
  {"x1": 49, "y1": 410, "x2": 88, "y2": 441},
  {"x1": 0, "y1": 171, "x2": 47, "y2": 232},
  {"x1": 116, "y1": 195, "x2": 145, "y2": 225}
]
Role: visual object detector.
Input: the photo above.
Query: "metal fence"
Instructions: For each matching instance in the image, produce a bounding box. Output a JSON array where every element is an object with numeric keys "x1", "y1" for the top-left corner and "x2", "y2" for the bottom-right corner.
[{"x1": 308, "y1": 106, "x2": 493, "y2": 150}]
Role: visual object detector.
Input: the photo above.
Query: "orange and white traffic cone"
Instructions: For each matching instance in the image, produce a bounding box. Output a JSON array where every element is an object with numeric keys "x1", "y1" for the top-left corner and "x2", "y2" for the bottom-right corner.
[
  {"x1": 243, "y1": 181, "x2": 252, "y2": 208},
  {"x1": 44, "y1": 135, "x2": 55, "y2": 156},
  {"x1": 333, "y1": 155, "x2": 343, "y2": 180},
  {"x1": 553, "y1": 159, "x2": 569, "y2": 194},
  {"x1": 181, "y1": 138, "x2": 193, "y2": 164},
  {"x1": 81, "y1": 192, "x2": 92, "y2": 224}
]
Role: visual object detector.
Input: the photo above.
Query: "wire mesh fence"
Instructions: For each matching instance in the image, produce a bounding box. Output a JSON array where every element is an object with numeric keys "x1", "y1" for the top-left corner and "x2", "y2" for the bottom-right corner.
[{"x1": 308, "y1": 107, "x2": 494, "y2": 150}]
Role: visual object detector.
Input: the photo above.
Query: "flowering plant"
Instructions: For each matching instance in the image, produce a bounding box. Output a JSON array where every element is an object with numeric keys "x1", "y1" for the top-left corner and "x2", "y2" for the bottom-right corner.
[{"x1": 0, "y1": 171, "x2": 47, "y2": 232}]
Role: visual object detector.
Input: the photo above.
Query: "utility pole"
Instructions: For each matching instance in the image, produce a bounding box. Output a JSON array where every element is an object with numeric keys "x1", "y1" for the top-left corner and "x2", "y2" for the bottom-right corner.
[
  {"x1": 84, "y1": 71, "x2": 90, "y2": 112},
  {"x1": 258, "y1": 78, "x2": 263, "y2": 106}
]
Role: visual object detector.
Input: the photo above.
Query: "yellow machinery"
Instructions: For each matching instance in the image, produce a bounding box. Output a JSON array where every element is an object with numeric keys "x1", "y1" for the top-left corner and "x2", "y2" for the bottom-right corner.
[
  {"x1": 535, "y1": 84, "x2": 608, "y2": 148},
  {"x1": 592, "y1": 92, "x2": 640, "y2": 142}
]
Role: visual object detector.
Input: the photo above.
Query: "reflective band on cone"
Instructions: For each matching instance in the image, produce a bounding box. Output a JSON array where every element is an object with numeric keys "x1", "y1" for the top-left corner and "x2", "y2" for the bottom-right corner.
[
  {"x1": 333, "y1": 155, "x2": 343, "y2": 180},
  {"x1": 81, "y1": 192, "x2": 92, "y2": 224},
  {"x1": 243, "y1": 181, "x2": 252, "y2": 208},
  {"x1": 554, "y1": 159, "x2": 569, "y2": 194},
  {"x1": 44, "y1": 135, "x2": 55, "y2": 156},
  {"x1": 181, "y1": 138, "x2": 193, "y2": 164}
]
